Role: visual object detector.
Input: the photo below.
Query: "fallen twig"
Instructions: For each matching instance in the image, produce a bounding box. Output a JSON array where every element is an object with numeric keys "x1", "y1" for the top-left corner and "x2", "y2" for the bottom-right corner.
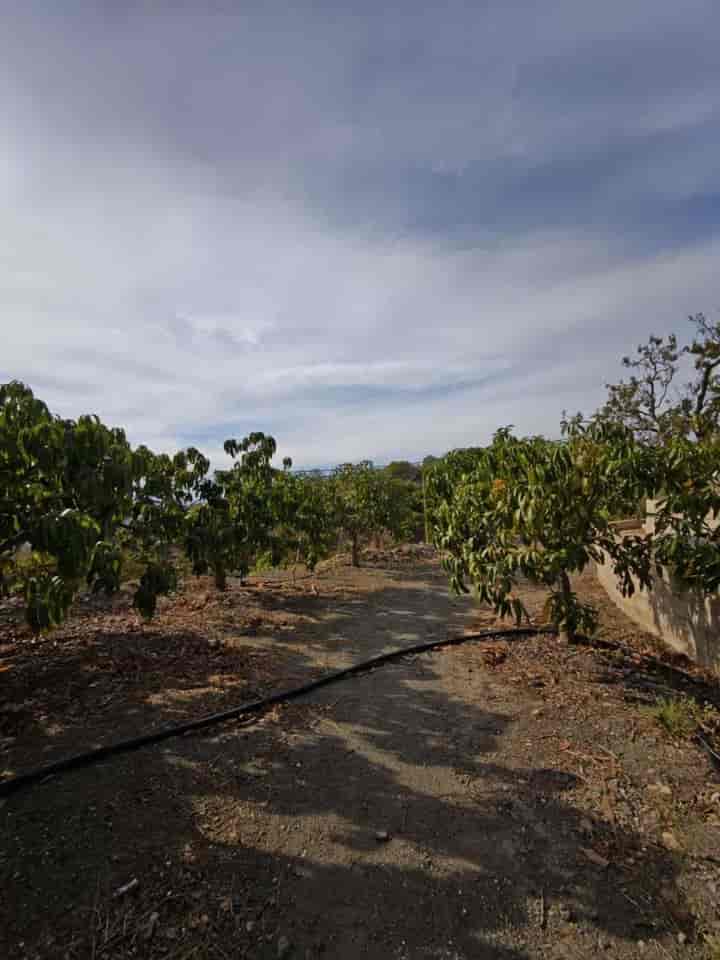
[
  {"x1": 697, "y1": 733, "x2": 720, "y2": 767},
  {"x1": 562, "y1": 748, "x2": 614, "y2": 765},
  {"x1": 112, "y1": 878, "x2": 139, "y2": 899}
]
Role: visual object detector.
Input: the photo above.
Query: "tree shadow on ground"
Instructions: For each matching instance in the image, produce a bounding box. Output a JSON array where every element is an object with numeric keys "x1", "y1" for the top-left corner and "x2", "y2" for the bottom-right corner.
[
  {"x1": 0, "y1": 561, "x2": 470, "y2": 776},
  {"x1": 1, "y1": 620, "x2": 694, "y2": 959}
]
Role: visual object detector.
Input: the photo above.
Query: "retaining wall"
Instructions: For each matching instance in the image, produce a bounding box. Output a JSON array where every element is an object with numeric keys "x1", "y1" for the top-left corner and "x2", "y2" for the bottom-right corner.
[
  {"x1": 594, "y1": 551, "x2": 720, "y2": 669},
  {"x1": 595, "y1": 506, "x2": 720, "y2": 669}
]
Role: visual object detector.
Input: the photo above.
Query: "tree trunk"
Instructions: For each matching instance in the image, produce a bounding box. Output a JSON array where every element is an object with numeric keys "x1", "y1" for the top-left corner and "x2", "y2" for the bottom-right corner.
[
  {"x1": 214, "y1": 564, "x2": 227, "y2": 592},
  {"x1": 351, "y1": 533, "x2": 360, "y2": 567},
  {"x1": 556, "y1": 569, "x2": 573, "y2": 642},
  {"x1": 422, "y1": 469, "x2": 430, "y2": 545}
]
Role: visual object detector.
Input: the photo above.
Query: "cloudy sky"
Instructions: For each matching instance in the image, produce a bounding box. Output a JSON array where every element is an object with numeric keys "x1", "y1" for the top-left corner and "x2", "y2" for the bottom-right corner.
[{"x1": 2, "y1": 1, "x2": 718, "y2": 467}]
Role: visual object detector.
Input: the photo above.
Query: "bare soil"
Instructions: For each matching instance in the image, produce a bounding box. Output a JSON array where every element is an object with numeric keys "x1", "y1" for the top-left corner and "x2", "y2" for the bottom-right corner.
[{"x1": 1, "y1": 547, "x2": 720, "y2": 959}]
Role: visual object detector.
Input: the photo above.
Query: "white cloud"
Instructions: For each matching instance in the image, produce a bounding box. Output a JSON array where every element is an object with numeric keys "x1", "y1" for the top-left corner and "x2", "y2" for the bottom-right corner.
[
  {"x1": 1, "y1": 3, "x2": 719, "y2": 466},
  {"x1": 2, "y1": 138, "x2": 716, "y2": 467}
]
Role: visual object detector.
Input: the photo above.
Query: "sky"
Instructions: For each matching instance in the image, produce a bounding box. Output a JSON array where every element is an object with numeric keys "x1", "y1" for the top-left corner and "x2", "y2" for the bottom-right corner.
[{"x1": 1, "y1": 1, "x2": 719, "y2": 468}]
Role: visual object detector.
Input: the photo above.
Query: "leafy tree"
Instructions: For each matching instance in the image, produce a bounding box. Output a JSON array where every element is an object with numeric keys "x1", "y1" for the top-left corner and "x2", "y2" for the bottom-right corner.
[
  {"x1": 380, "y1": 461, "x2": 429, "y2": 542},
  {"x1": 598, "y1": 313, "x2": 720, "y2": 443},
  {"x1": 599, "y1": 334, "x2": 682, "y2": 443},
  {"x1": 2, "y1": 379, "x2": 356, "y2": 629},
  {"x1": 423, "y1": 446, "x2": 485, "y2": 537},
  {"x1": 331, "y1": 461, "x2": 411, "y2": 565},
  {"x1": 389, "y1": 476, "x2": 425, "y2": 543},
  {"x1": 431, "y1": 423, "x2": 654, "y2": 640},
  {"x1": 185, "y1": 433, "x2": 279, "y2": 588},
  {"x1": 270, "y1": 470, "x2": 337, "y2": 572},
  {"x1": 127, "y1": 445, "x2": 210, "y2": 614},
  {"x1": 682, "y1": 313, "x2": 720, "y2": 442},
  {"x1": 185, "y1": 495, "x2": 236, "y2": 592},
  {"x1": 647, "y1": 436, "x2": 720, "y2": 593},
  {"x1": 384, "y1": 460, "x2": 422, "y2": 484},
  {"x1": 183, "y1": 435, "x2": 338, "y2": 586},
  {"x1": 0, "y1": 381, "x2": 184, "y2": 629}
]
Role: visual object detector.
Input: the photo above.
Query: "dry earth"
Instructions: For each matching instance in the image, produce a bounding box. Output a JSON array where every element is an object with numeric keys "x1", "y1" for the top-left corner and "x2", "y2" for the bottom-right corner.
[{"x1": 1, "y1": 548, "x2": 720, "y2": 959}]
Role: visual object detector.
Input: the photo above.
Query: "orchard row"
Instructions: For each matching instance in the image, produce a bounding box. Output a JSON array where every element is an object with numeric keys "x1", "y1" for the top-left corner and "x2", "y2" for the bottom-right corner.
[{"x1": 0, "y1": 381, "x2": 422, "y2": 632}]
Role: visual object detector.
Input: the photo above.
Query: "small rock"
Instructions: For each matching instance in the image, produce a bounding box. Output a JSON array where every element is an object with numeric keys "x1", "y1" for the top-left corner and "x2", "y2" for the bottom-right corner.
[
  {"x1": 246, "y1": 920, "x2": 256, "y2": 934},
  {"x1": 143, "y1": 912, "x2": 160, "y2": 941},
  {"x1": 661, "y1": 831, "x2": 681, "y2": 852},
  {"x1": 531, "y1": 708, "x2": 543, "y2": 718},
  {"x1": 677, "y1": 932, "x2": 687, "y2": 945},
  {"x1": 637, "y1": 941, "x2": 646, "y2": 951},
  {"x1": 648, "y1": 782, "x2": 672, "y2": 797},
  {"x1": 278, "y1": 935, "x2": 293, "y2": 958},
  {"x1": 375, "y1": 830, "x2": 390, "y2": 843}
]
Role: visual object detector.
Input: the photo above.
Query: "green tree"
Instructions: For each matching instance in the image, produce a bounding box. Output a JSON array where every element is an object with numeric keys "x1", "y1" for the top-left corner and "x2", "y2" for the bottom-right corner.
[
  {"x1": 432, "y1": 423, "x2": 653, "y2": 640},
  {"x1": 647, "y1": 436, "x2": 720, "y2": 593},
  {"x1": 0, "y1": 381, "x2": 185, "y2": 629},
  {"x1": 186, "y1": 433, "x2": 279, "y2": 588},
  {"x1": 331, "y1": 462, "x2": 411, "y2": 565},
  {"x1": 598, "y1": 313, "x2": 720, "y2": 443},
  {"x1": 270, "y1": 469, "x2": 337, "y2": 572},
  {"x1": 384, "y1": 460, "x2": 422, "y2": 484},
  {"x1": 127, "y1": 445, "x2": 211, "y2": 615},
  {"x1": 682, "y1": 313, "x2": 720, "y2": 442},
  {"x1": 382, "y1": 462, "x2": 425, "y2": 541},
  {"x1": 423, "y1": 446, "x2": 485, "y2": 538}
]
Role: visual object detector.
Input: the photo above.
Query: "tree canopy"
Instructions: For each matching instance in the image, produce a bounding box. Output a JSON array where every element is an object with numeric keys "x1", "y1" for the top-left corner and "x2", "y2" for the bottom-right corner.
[
  {"x1": 596, "y1": 313, "x2": 720, "y2": 443},
  {"x1": 1, "y1": 381, "x2": 423, "y2": 630},
  {"x1": 430, "y1": 422, "x2": 654, "y2": 638}
]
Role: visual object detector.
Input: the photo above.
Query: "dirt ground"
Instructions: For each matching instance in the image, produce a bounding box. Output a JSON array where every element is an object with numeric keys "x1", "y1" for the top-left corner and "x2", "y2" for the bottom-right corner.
[{"x1": 2, "y1": 547, "x2": 720, "y2": 959}]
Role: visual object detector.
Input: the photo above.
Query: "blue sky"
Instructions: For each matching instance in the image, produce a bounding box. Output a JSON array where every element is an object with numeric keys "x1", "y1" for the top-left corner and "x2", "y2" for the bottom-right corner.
[{"x1": 1, "y1": 1, "x2": 718, "y2": 466}]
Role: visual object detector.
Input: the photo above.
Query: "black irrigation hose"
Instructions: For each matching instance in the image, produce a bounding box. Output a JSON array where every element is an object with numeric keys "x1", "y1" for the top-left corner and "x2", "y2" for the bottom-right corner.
[{"x1": 0, "y1": 626, "x2": 548, "y2": 799}]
